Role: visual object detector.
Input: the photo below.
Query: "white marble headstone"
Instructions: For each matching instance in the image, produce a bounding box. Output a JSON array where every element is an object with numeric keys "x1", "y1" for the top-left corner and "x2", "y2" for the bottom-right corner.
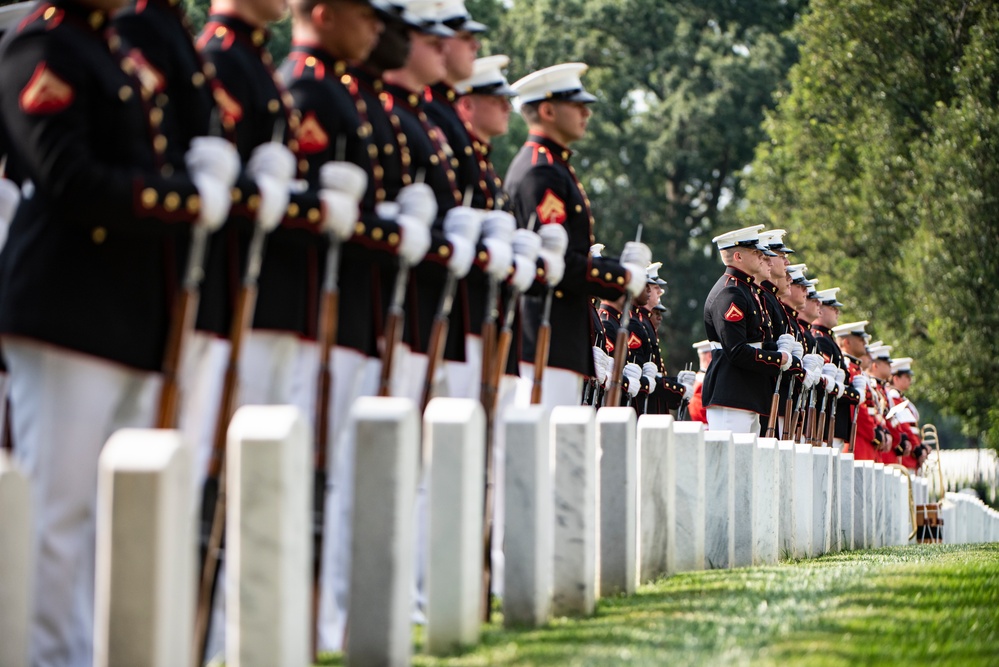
[
  {"x1": 838, "y1": 454, "x2": 854, "y2": 551},
  {"x1": 792, "y1": 444, "x2": 813, "y2": 558},
  {"x1": 638, "y1": 415, "x2": 673, "y2": 583},
  {"x1": 667, "y1": 422, "x2": 706, "y2": 573},
  {"x1": 703, "y1": 430, "x2": 734, "y2": 570},
  {"x1": 0, "y1": 451, "x2": 31, "y2": 667},
  {"x1": 811, "y1": 448, "x2": 832, "y2": 556},
  {"x1": 777, "y1": 441, "x2": 796, "y2": 558},
  {"x1": 597, "y1": 407, "x2": 638, "y2": 596},
  {"x1": 551, "y1": 406, "x2": 599, "y2": 617},
  {"x1": 753, "y1": 438, "x2": 780, "y2": 565}
]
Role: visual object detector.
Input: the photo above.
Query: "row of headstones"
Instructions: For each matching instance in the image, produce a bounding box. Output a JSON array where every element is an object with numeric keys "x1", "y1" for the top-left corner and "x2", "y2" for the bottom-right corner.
[
  {"x1": 941, "y1": 491, "x2": 999, "y2": 545},
  {"x1": 936, "y1": 449, "x2": 999, "y2": 494},
  {"x1": 0, "y1": 400, "x2": 984, "y2": 667}
]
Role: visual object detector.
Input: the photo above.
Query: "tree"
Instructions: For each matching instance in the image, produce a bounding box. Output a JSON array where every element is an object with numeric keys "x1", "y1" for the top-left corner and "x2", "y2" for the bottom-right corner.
[
  {"x1": 744, "y1": 0, "x2": 999, "y2": 447},
  {"x1": 475, "y1": 0, "x2": 805, "y2": 370}
]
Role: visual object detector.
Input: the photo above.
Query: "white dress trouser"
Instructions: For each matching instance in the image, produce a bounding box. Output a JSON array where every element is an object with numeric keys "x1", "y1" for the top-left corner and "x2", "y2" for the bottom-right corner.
[
  {"x1": 706, "y1": 406, "x2": 759, "y2": 434},
  {"x1": 4, "y1": 338, "x2": 159, "y2": 667}
]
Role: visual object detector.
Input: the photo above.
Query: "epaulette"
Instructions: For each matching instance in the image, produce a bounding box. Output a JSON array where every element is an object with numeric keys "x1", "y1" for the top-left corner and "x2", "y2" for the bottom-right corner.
[
  {"x1": 17, "y1": 3, "x2": 64, "y2": 33},
  {"x1": 530, "y1": 143, "x2": 554, "y2": 166}
]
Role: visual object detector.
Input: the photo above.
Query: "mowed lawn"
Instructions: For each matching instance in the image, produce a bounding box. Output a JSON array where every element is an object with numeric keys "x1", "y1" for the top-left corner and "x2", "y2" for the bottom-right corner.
[{"x1": 318, "y1": 543, "x2": 999, "y2": 667}]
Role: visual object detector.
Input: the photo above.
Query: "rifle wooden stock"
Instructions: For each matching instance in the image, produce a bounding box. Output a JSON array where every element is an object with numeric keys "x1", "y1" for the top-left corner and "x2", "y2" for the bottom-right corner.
[
  {"x1": 156, "y1": 287, "x2": 196, "y2": 428},
  {"x1": 847, "y1": 404, "x2": 859, "y2": 453},
  {"x1": 378, "y1": 264, "x2": 409, "y2": 397},
  {"x1": 814, "y1": 404, "x2": 827, "y2": 447},
  {"x1": 530, "y1": 321, "x2": 550, "y2": 405},
  {"x1": 765, "y1": 371, "x2": 782, "y2": 438},
  {"x1": 825, "y1": 397, "x2": 837, "y2": 448},
  {"x1": 804, "y1": 390, "x2": 817, "y2": 444},
  {"x1": 784, "y1": 393, "x2": 795, "y2": 441},
  {"x1": 194, "y1": 278, "x2": 257, "y2": 666},
  {"x1": 421, "y1": 316, "x2": 449, "y2": 413},
  {"x1": 605, "y1": 324, "x2": 629, "y2": 407}
]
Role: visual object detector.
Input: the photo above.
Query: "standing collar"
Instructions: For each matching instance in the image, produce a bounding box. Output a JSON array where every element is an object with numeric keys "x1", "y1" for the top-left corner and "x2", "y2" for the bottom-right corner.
[
  {"x1": 207, "y1": 13, "x2": 270, "y2": 52},
  {"x1": 724, "y1": 266, "x2": 755, "y2": 284},
  {"x1": 526, "y1": 132, "x2": 573, "y2": 164}
]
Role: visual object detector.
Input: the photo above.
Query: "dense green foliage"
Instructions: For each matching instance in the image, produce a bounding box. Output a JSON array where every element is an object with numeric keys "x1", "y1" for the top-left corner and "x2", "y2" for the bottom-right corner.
[
  {"x1": 315, "y1": 544, "x2": 999, "y2": 666},
  {"x1": 744, "y1": 0, "x2": 999, "y2": 448}
]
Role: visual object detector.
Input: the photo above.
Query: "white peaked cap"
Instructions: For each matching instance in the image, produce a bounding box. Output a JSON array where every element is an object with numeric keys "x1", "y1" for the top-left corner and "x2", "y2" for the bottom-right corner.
[
  {"x1": 438, "y1": 0, "x2": 487, "y2": 32},
  {"x1": 815, "y1": 287, "x2": 843, "y2": 307},
  {"x1": 758, "y1": 228, "x2": 794, "y2": 253},
  {"x1": 646, "y1": 261, "x2": 662, "y2": 279},
  {"x1": 868, "y1": 344, "x2": 893, "y2": 361},
  {"x1": 832, "y1": 320, "x2": 870, "y2": 337},
  {"x1": 455, "y1": 55, "x2": 515, "y2": 96},
  {"x1": 401, "y1": 0, "x2": 454, "y2": 36},
  {"x1": 692, "y1": 339, "x2": 712, "y2": 354},
  {"x1": 711, "y1": 224, "x2": 775, "y2": 255},
  {"x1": 511, "y1": 62, "x2": 597, "y2": 105},
  {"x1": 787, "y1": 263, "x2": 807, "y2": 274},
  {"x1": 891, "y1": 357, "x2": 913, "y2": 374}
]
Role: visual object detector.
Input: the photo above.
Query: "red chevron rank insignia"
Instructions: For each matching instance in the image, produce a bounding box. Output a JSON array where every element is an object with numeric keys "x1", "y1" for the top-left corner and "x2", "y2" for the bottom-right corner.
[
  {"x1": 19, "y1": 62, "x2": 74, "y2": 115},
  {"x1": 724, "y1": 303, "x2": 744, "y2": 322},
  {"x1": 536, "y1": 189, "x2": 566, "y2": 224},
  {"x1": 212, "y1": 82, "x2": 243, "y2": 129},
  {"x1": 296, "y1": 111, "x2": 329, "y2": 154},
  {"x1": 628, "y1": 332, "x2": 642, "y2": 350}
]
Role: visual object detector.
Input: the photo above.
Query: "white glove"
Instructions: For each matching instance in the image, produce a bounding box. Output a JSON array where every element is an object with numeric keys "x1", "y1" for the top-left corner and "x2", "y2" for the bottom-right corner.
[
  {"x1": 192, "y1": 174, "x2": 232, "y2": 232},
  {"x1": 592, "y1": 346, "x2": 611, "y2": 386},
  {"x1": 319, "y1": 161, "x2": 367, "y2": 202},
  {"x1": 802, "y1": 353, "x2": 824, "y2": 389},
  {"x1": 538, "y1": 223, "x2": 569, "y2": 256},
  {"x1": 482, "y1": 237, "x2": 513, "y2": 281},
  {"x1": 253, "y1": 174, "x2": 289, "y2": 232},
  {"x1": 835, "y1": 369, "x2": 847, "y2": 398},
  {"x1": 395, "y1": 182, "x2": 437, "y2": 226},
  {"x1": 677, "y1": 370, "x2": 696, "y2": 398},
  {"x1": 185, "y1": 136, "x2": 241, "y2": 188},
  {"x1": 447, "y1": 236, "x2": 475, "y2": 278},
  {"x1": 511, "y1": 255, "x2": 536, "y2": 293},
  {"x1": 375, "y1": 200, "x2": 400, "y2": 220},
  {"x1": 641, "y1": 362, "x2": 658, "y2": 391},
  {"x1": 622, "y1": 363, "x2": 642, "y2": 398},
  {"x1": 539, "y1": 248, "x2": 565, "y2": 286},
  {"x1": 620, "y1": 241, "x2": 652, "y2": 268},
  {"x1": 589, "y1": 243, "x2": 604, "y2": 257},
  {"x1": 318, "y1": 189, "x2": 358, "y2": 239},
  {"x1": 511, "y1": 228, "x2": 542, "y2": 263},
  {"x1": 395, "y1": 214, "x2": 431, "y2": 265},
  {"x1": 443, "y1": 207, "x2": 483, "y2": 244},
  {"x1": 791, "y1": 340, "x2": 804, "y2": 360},
  {"x1": 247, "y1": 141, "x2": 296, "y2": 183},
  {"x1": 776, "y1": 333, "x2": 796, "y2": 371},
  {"x1": 481, "y1": 210, "x2": 516, "y2": 244},
  {"x1": 821, "y1": 362, "x2": 838, "y2": 395},
  {"x1": 851, "y1": 375, "x2": 868, "y2": 402}
]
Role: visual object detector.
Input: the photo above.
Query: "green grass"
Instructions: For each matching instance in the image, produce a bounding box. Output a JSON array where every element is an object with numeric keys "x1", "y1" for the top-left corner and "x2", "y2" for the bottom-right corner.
[{"x1": 317, "y1": 544, "x2": 999, "y2": 666}]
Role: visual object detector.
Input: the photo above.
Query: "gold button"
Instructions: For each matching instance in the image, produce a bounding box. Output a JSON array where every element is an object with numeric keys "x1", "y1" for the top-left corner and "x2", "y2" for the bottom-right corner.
[
  {"x1": 247, "y1": 194, "x2": 261, "y2": 211},
  {"x1": 373, "y1": 166, "x2": 384, "y2": 179},
  {"x1": 164, "y1": 192, "x2": 180, "y2": 211},
  {"x1": 355, "y1": 222, "x2": 366, "y2": 235},
  {"x1": 536, "y1": 267, "x2": 545, "y2": 277},
  {"x1": 605, "y1": 272, "x2": 613, "y2": 281},
  {"x1": 555, "y1": 290, "x2": 564, "y2": 299},
  {"x1": 299, "y1": 159, "x2": 309, "y2": 173},
  {"x1": 120, "y1": 57, "x2": 136, "y2": 75},
  {"x1": 388, "y1": 232, "x2": 399, "y2": 246},
  {"x1": 439, "y1": 245, "x2": 450, "y2": 258},
  {"x1": 429, "y1": 155, "x2": 439, "y2": 165},
  {"x1": 575, "y1": 205, "x2": 582, "y2": 213},
  {"x1": 288, "y1": 139, "x2": 299, "y2": 152},
  {"x1": 372, "y1": 227, "x2": 383, "y2": 241},
  {"x1": 368, "y1": 144, "x2": 379, "y2": 159},
  {"x1": 149, "y1": 107, "x2": 163, "y2": 126},
  {"x1": 308, "y1": 208, "x2": 321, "y2": 223},
  {"x1": 44, "y1": 6, "x2": 55, "y2": 19},
  {"x1": 268, "y1": 99, "x2": 280, "y2": 113},
  {"x1": 464, "y1": 146, "x2": 473, "y2": 156},
  {"x1": 306, "y1": 56, "x2": 317, "y2": 67},
  {"x1": 92, "y1": 227, "x2": 106, "y2": 244},
  {"x1": 204, "y1": 62, "x2": 216, "y2": 78},
  {"x1": 141, "y1": 188, "x2": 158, "y2": 208},
  {"x1": 478, "y1": 250, "x2": 488, "y2": 262},
  {"x1": 357, "y1": 100, "x2": 367, "y2": 113},
  {"x1": 231, "y1": 187, "x2": 242, "y2": 203},
  {"x1": 341, "y1": 74, "x2": 351, "y2": 85},
  {"x1": 617, "y1": 276, "x2": 625, "y2": 285},
  {"x1": 186, "y1": 194, "x2": 200, "y2": 213},
  {"x1": 153, "y1": 135, "x2": 167, "y2": 153},
  {"x1": 288, "y1": 202, "x2": 300, "y2": 217},
  {"x1": 191, "y1": 72, "x2": 205, "y2": 87},
  {"x1": 214, "y1": 26, "x2": 227, "y2": 38},
  {"x1": 118, "y1": 86, "x2": 132, "y2": 102},
  {"x1": 591, "y1": 268, "x2": 599, "y2": 277},
  {"x1": 376, "y1": 188, "x2": 386, "y2": 200},
  {"x1": 252, "y1": 29, "x2": 265, "y2": 46},
  {"x1": 282, "y1": 92, "x2": 294, "y2": 108},
  {"x1": 450, "y1": 158, "x2": 459, "y2": 168}
]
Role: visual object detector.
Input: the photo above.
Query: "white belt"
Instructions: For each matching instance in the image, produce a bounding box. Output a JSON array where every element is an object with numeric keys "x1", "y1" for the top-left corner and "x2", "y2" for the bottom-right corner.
[{"x1": 710, "y1": 341, "x2": 762, "y2": 350}]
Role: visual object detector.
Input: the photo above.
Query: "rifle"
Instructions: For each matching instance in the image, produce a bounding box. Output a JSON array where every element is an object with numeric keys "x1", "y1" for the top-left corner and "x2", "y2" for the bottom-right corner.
[
  {"x1": 813, "y1": 383, "x2": 828, "y2": 447},
  {"x1": 764, "y1": 369, "x2": 782, "y2": 438},
  {"x1": 156, "y1": 110, "x2": 222, "y2": 428},
  {"x1": 529, "y1": 286, "x2": 554, "y2": 404},
  {"x1": 825, "y1": 387, "x2": 838, "y2": 448},
  {"x1": 604, "y1": 224, "x2": 643, "y2": 407},
  {"x1": 783, "y1": 375, "x2": 797, "y2": 441},
  {"x1": 193, "y1": 219, "x2": 267, "y2": 665},
  {"x1": 193, "y1": 119, "x2": 282, "y2": 665},
  {"x1": 676, "y1": 362, "x2": 692, "y2": 421},
  {"x1": 377, "y1": 168, "x2": 425, "y2": 397},
  {"x1": 310, "y1": 134, "x2": 347, "y2": 656},
  {"x1": 804, "y1": 386, "x2": 818, "y2": 444},
  {"x1": 477, "y1": 272, "x2": 500, "y2": 622}
]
